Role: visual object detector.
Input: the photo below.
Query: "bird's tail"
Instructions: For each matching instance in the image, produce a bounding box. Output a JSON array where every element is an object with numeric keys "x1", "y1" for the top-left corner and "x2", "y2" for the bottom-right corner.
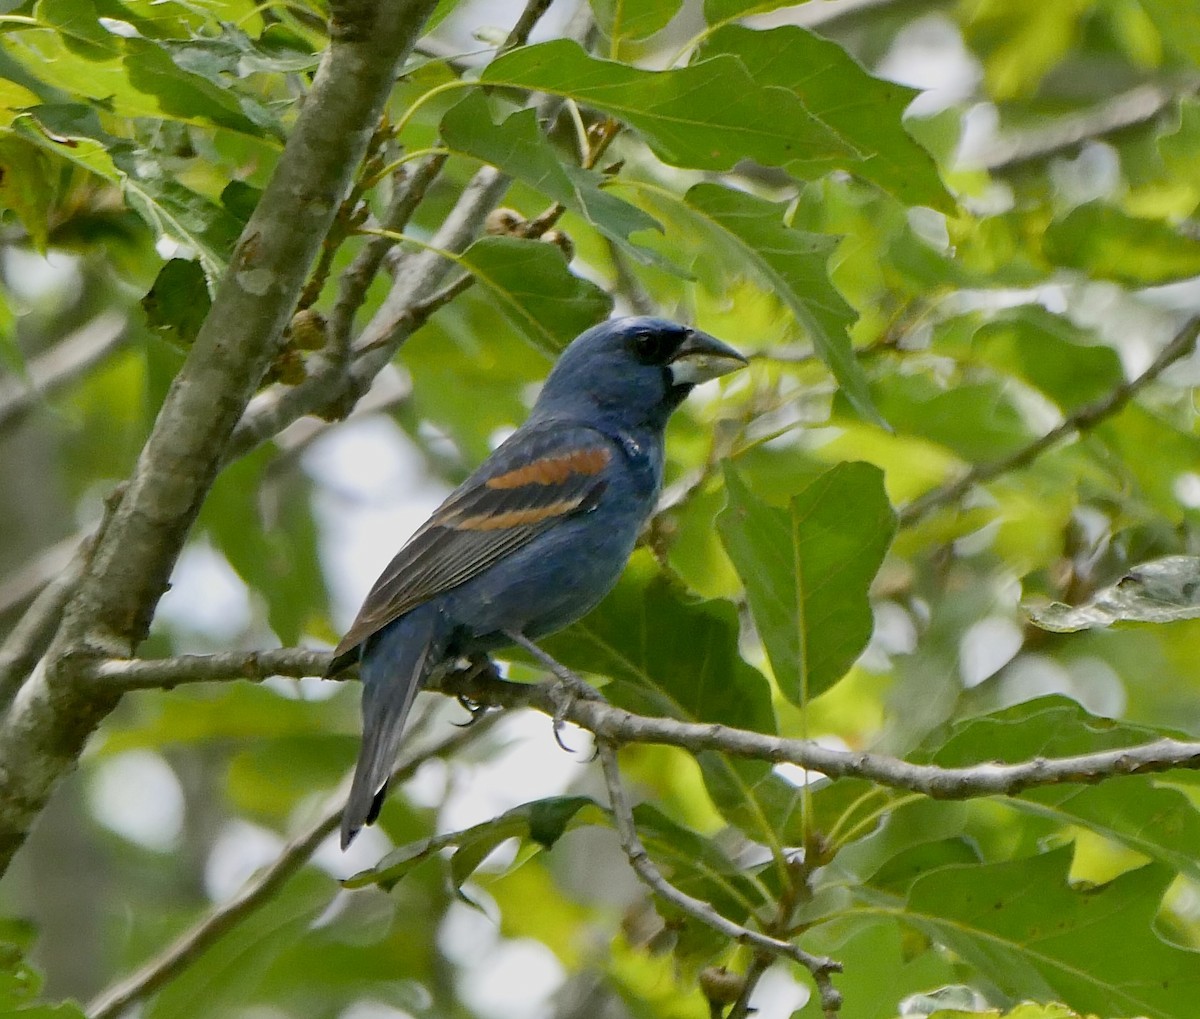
[{"x1": 341, "y1": 607, "x2": 448, "y2": 850}]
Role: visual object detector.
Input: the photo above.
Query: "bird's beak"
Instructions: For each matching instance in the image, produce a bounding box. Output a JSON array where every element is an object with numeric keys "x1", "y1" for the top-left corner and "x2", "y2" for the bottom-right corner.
[{"x1": 668, "y1": 329, "x2": 749, "y2": 386}]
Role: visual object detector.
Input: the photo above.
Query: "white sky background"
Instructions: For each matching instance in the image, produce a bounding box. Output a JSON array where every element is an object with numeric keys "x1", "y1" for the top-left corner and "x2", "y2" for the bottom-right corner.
[{"x1": 3, "y1": 2, "x2": 1018, "y2": 1015}]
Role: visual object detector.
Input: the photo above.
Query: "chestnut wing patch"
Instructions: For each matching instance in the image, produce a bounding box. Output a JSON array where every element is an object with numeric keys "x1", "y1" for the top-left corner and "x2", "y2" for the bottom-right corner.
[
  {"x1": 484, "y1": 447, "x2": 611, "y2": 489},
  {"x1": 330, "y1": 434, "x2": 614, "y2": 668}
]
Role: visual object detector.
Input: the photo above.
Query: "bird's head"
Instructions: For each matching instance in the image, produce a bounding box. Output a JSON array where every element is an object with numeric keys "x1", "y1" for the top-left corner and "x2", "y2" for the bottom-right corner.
[{"x1": 534, "y1": 316, "x2": 748, "y2": 429}]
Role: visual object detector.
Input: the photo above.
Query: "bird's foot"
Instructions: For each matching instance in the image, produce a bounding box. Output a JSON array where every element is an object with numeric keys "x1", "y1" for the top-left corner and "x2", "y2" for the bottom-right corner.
[
  {"x1": 503, "y1": 630, "x2": 604, "y2": 754},
  {"x1": 453, "y1": 694, "x2": 490, "y2": 727},
  {"x1": 548, "y1": 668, "x2": 604, "y2": 753},
  {"x1": 449, "y1": 654, "x2": 501, "y2": 727}
]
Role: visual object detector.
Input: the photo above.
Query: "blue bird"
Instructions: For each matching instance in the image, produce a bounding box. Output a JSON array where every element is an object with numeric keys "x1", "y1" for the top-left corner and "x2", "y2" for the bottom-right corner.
[{"x1": 330, "y1": 316, "x2": 747, "y2": 848}]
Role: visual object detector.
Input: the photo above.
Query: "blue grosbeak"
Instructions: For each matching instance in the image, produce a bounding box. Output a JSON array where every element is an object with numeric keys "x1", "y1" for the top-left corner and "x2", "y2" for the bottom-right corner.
[{"x1": 330, "y1": 316, "x2": 747, "y2": 848}]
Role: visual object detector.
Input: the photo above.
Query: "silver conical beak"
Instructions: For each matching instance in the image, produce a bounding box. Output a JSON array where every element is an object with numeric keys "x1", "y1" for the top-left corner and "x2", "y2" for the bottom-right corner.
[{"x1": 667, "y1": 329, "x2": 749, "y2": 386}]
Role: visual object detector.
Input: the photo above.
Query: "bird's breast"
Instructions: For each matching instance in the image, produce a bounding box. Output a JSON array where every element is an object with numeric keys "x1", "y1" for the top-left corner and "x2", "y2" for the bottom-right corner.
[{"x1": 608, "y1": 430, "x2": 663, "y2": 506}]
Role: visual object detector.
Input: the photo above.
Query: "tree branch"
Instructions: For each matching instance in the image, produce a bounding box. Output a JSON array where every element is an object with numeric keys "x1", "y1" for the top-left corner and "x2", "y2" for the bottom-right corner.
[
  {"x1": 85, "y1": 715, "x2": 499, "y2": 1019},
  {"x1": 0, "y1": 535, "x2": 78, "y2": 622},
  {"x1": 0, "y1": 0, "x2": 442, "y2": 876},
  {"x1": 0, "y1": 537, "x2": 90, "y2": 708},
  {"x1": 499, "y1": 0, "x2": 556, "y2": 55},
  {"x1": 598, "y1": 741, "x2": 842, "y2": 1015},
  {"x1": 0, "y1": 481, "x2": 127, "y2": 710},
  {"x1": 224, "y1": 3, "x2": 594, "y2": 463},
  {"x1": 327, "y1": 150, "x2": 450, "y2": 357},
  {"x1": 899, "y1": 315, "x2": 1200, "y2": 526},
  {"x1": 727, "y1": 855, "x2": 811, "y2": 1019},
  {"x1": 82, "y1": 649, "x2": 1200, "y2": 800},
  {"x1": 0, "y1": 311, "x2": 127, "y2": 436},
  {"x1": 967, "y1": 82, "x2": 1191, "y2": 173}
]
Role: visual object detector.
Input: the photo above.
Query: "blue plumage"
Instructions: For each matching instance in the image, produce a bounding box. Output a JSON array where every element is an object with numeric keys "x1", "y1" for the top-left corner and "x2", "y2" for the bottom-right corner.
[{"x1": 331, "y1": 316, "x2": 746, "y2": 848}]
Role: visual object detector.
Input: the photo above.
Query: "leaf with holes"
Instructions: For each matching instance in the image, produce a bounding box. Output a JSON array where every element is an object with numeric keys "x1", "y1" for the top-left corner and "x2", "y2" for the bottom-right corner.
[{"x1": 1027, "y1": 556, "x2": 1200, "y2": 632}]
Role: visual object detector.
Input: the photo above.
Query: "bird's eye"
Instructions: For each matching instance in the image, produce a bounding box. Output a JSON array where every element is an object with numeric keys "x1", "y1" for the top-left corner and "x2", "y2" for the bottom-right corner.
[{"x1": 631, "y1": 330, "x2": 673, "y2": 364}]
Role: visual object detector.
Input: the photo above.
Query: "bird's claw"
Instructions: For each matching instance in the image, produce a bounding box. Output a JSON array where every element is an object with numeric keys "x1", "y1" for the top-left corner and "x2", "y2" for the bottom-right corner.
[
  {"x1": 453, "y1": 694, "x2": 490, "y2": 727},
  {"x1": 548, "y1": 669, "x2": 603, "y2": 755}
]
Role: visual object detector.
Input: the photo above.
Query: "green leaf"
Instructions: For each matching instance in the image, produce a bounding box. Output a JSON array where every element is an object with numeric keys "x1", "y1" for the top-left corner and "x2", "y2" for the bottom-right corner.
[
  {"x1": 717, "y1": 464, "x2": 896, "y2": 704},
  {"x1": 1095, "y1": 404, "x2": 1200, "y2": 523},
  {"x1": 141, "y1": 258, "x2": 212, "y2": 347},
  {"x1": 0, "y1": 132, "x2": 53, "y2": 251},
  {"x1": 897, "y1": 848, "x2": 1200, "y2": 1019},
  {"x1": 1140, "y1": 0, "x2": 1200, "y2": 64},
  {"x1": 454, "y1": 236, "x2": 613, "y2": 355},
  {"x1": 19, "y1": 104, "x2": 243, "y2": 278},
  {"x1": 145, "y1": 870, "x2": 334, "y2": 1019},
  {"x1": 927, "y1": 1005, "x2": 1089, "y2": 1019},
  {"x1": 1026, "y1": 555, "x2": 1200, "y2": 632},
  {"x1": 681, "y1": 182, "x2": 879, "y2": 424},
  {"x1": 1043, "y1": 203, "x2": 1200, "y2": 285},
  {"x1": 1160, "y1": 98, "x2": 1200, "y2": 182},
  {"x1": 699, "y1": 26, "x2": 952, "y2": 210},
  {"x1": 870, "y1": 375, "x2": 1035, "y2": 463},
  {"x1": 1015, "y1": 779, "x2": 1200, "y2": 884},
  {"x1": 164, "y1": 28, "x2": 320, "y2": 83},
  {"x1": 0, "y1": 918, "x2": 40, "y2": 1010},
  {"x1": 440, "y1": 93, "x2": 664, "y2": 263},
  {"x1": 9, "y1": 2, "x2": 282, "y2": 139},
  {"x1": 703, "y1": 0, "x2": 806, "y2": 26},
  {"x1": 400, "y1": 305, "x2": 552, "y2": 463},
  {"x1": 590, "y1": 0, "x2": 683, "y2": 43},
  {"x1": 936, "y1": 308, "x2": 1124, "y2": 413},
  {"x1": 926, "y1": 696, "x2": 1177, "y2": 764},
  {"x1": 927, "y1": 699, "x2": 1200, "y2": 883},
  {"x1": 795, "y1": 917, "x2": 955, "y2": 1019},
  {"x1": 199, "y1": 448, "x2": 330, "y2": 646},
  {"x1": 481, "y1": 39, "x2": 855, "y2": 173},
  {"x1": 541, "y1": 553, "x2": 787, "y2": 846},
  {"x1": 345, "y1": 796, "x2": 605, "y2": 891}
]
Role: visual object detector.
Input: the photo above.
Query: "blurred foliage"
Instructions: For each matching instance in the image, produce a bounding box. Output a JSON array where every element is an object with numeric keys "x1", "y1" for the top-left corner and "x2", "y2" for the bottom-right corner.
[{"x1": 3, "y1": 1, "x2": 1200, "y2": 1018}]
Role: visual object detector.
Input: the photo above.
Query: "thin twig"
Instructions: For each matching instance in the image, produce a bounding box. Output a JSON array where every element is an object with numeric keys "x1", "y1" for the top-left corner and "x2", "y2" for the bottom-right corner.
[
  {"x1": 728, "y1": 854, "x2": 813, "y2": 1019},
  {"x1": 0, "y1": 0, "x2": 446, "y2": 878},
  {"x1": 351, "y1": 271, "x2": 474, "y2": 358},
  {"x1": 226, "y1": 5, "x2": 595, "y2": 462},
  {"x1": 85, "y1": 715, "x2": 500, "y2": 1019},
  {"x1": 598, "y1": 741, "x2": 842, "y2": 1013},
  {"x1": 498, "y1": 0, "x2": 556, "y2": 56},
  {"x1": 0, "y1": 311, "x2": 127, "y2": 435},
  {"x1": 0, "y1": 535, "x2": 78, "y2": 620},
  {"x1": 899, "y1": 316, "x2": 1200, "y2": 526},
  {"x1": 607, "y1": 237, "x2": 655, "y2": 316},
  {"x1": 0, "y1": 539, "x2": 91, "y2": 708},
  {"x1": 327, "y1": 150, "x2": 450, "y2": 356},
  {"x1": 966, "y1": 82, "x2": 1191, "y2": 173},
  {"x1": 0, "y1": 483, "x2": 126, "y2": 709},
  {"x1": 77, "y1": 649, "x2": 1200, "y2": 799}
]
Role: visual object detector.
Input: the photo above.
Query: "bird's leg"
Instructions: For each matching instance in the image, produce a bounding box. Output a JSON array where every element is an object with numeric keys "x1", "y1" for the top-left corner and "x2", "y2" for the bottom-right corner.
[{"x1": 503, "y1": 630, "x2": 604, "y2": 752}]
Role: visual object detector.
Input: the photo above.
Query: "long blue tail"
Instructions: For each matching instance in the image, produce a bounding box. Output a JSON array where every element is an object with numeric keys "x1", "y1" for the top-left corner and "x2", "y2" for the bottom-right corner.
[{"x1": 341, "y1": 606, "x2": 448, "y2": 849}]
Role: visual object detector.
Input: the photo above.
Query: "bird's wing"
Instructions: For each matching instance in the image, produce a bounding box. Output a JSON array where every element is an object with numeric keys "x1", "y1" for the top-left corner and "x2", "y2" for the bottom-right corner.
[{"x1": 330, "y1": 423, "x2": 616, "y2": 669}]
